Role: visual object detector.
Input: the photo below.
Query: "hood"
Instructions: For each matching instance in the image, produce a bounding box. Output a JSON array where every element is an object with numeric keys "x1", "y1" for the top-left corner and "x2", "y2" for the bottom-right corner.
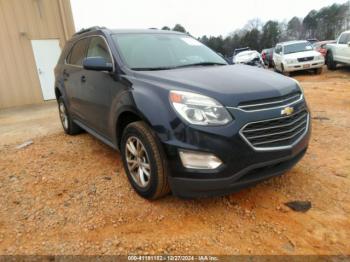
[
  {"x1": 284, "y1": 50, "x2": 321, "y2": 59},
  {"x1": 234, "y1": 53, "x2": 261, "y2": 63},
  {"x1": 133, "y1": 65, "x2": 300, "y2": 107}
]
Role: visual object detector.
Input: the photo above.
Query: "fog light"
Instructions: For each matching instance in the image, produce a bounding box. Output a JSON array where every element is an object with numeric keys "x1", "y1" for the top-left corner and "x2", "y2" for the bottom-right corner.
[{"x1": 179, "y1": 150, "x2": 223, "y2": 169}]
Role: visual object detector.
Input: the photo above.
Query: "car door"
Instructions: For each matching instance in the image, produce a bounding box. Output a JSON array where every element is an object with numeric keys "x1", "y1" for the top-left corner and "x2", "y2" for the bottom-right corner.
[
  {"x1": 335, "y1": 32, "x2": 350, "y2": 64},
  {"x1": 64, "y1": 38, "x2": 90, "y2": 120},
  {"x1": 273, "y1": 45, "x2": 282, "y2": 70},
  {"x1": 79, "y1": 35, "x2": 117, "y2": 139}
]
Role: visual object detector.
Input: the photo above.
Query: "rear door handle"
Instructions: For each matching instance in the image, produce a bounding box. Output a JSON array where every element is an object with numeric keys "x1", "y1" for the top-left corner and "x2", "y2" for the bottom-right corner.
[{"x1": 81, "y1": 75, "x2": 86, "y2": 83}]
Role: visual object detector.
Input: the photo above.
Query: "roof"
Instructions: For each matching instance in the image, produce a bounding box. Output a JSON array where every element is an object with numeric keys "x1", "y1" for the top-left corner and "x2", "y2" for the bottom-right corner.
[
  {"x1": 73, "y1": 26, "x2": 186, "y2": 38},
  {"x1": 315, "y1": 40, "x2": 336, "y2": 45},
  {"x1": 110, "y1": 29, "x2": 186, "y2": 35}
]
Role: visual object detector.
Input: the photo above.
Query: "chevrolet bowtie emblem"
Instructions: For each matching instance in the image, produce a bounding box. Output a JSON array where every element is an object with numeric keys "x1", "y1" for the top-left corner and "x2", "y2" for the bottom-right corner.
[{"x1": 281, "y1": 106, "x2": 294, "y2": 116}]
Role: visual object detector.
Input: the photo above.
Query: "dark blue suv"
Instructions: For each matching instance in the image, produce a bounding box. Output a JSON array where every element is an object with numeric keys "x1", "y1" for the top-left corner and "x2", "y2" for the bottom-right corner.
[{"x1": 54, "y1": 27, "x2": 311, "y2": 199}]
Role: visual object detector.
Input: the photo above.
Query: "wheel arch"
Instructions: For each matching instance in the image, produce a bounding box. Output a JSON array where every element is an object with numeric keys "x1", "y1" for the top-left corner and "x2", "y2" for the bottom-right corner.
[
  {"x1": 55, "y1": 87, "x2": 62, "y2": 99},
  {"x1": 115, "y1": 110, "x2": 145, "y2": 149}
]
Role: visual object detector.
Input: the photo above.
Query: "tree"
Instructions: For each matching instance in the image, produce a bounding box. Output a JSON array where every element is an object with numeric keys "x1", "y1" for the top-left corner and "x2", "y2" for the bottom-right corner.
[
  {"x1": 244, "y1": 18, "x2": 263, "y2": 31},
  {"x1": 261, "y1": 20, "x2": 281, "y2": 48},
  {"x1": 195, "y1": 1, "x2": 350, "y2": 56},
  {"x1": 172, "y1": 24, "x2": 186, "y2": 33},
  {"x1": 287, "y1": 17, "x2": 302, "y2": 40},
  {"x1": 303, "y1": 10, "x2": 318, "y2": 38},
  {"x1": 161, "y1": 26, "x2": 170, "y2": 30},
  {"x1": 240, "y1": 29, "x2": 261, "y2": 51}
]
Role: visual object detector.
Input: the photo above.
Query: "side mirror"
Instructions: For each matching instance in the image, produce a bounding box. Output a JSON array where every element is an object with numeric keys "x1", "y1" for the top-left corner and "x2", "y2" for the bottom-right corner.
[
  {"x1": 83, "y1": 57, "x2": 113, "y2": 72},
  {"x1": 348, "y1": 41, "x2": 350, "y2": 47}
]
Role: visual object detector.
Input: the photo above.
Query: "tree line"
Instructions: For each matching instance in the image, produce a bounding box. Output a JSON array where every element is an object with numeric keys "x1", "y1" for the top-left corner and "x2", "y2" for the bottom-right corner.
[{"x1": 162, "y1": 1, "x2": 350, "y2": 57}]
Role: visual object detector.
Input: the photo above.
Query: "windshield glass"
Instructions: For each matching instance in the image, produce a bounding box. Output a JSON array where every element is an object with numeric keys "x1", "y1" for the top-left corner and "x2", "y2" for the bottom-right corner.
[
  {"x1": 112, "y1": 33, "x2": 227, "y2": 70},
  {"x1": 284, "y1": 42, "x2": 313, "y2": 54}
]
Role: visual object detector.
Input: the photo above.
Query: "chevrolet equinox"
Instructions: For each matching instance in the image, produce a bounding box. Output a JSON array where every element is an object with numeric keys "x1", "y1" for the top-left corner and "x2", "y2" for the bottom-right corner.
[{"x1": 54, "y1": 27, "x2": 311, "y2": 199}]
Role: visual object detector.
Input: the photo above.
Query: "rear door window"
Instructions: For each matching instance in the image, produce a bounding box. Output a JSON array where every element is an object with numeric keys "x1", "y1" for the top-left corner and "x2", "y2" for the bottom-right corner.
[{"x1": 67, "y1": 38, "x2": 90, "y2": 66}]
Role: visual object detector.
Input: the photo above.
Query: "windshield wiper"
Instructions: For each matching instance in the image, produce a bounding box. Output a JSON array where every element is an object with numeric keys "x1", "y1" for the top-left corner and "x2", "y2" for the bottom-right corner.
[
  {"x1": 131, "y1": 67, "x2": 174, "y2": 71},
  {"x1": 174, "y1": 62, "x2": 227, "y2": 68},
  {"x1": 131, "y1": 62, "x2": 227, "y2": 71}
]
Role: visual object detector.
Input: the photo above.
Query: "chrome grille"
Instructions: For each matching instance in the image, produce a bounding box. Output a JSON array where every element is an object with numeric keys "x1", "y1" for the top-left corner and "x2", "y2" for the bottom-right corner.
[
  {"x1": 241, "y1": 109, "x2": 309, "y2": 149},
  {"x1": 297, "y1": 56, "x2": 314, "y2": 62},
  {"x1": 238, "y1": 92, "x2": 302, "y2": 111}
]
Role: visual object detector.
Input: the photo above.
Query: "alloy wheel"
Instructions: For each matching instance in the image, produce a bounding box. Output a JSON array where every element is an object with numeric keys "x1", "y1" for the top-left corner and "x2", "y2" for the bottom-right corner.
[
  {"x1": 59, "y1": 102, "x2": 68, "y2": 130},
  {"x1": 125, "y1": 136, "x2": 151, "y2": 188}
]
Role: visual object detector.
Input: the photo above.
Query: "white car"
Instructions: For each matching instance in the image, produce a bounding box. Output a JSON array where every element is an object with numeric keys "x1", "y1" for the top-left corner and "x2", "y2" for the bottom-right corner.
[
  {"x1": 233, "y1": 50, "x2": 264, "y2": 67},
  {"x1": 273, "y1": 40, "x2": 324, "y2": 75},
  {"x1": 326, "y1": 30, "x2": 350, "y2": 70}
]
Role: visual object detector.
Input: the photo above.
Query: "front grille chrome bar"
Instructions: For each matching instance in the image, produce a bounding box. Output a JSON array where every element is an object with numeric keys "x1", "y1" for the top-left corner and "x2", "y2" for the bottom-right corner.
[
  {"x1": 242, "y1": 112, "x2": 307, "y2": 133},
  {"x1": 240, "y1": 110, "x2": 309, "y2": 151},
  {"x1": 252, "y1": 126, "x2": 307, "y2": 146},
  {"x1": 237, "y1": 93, "x2": 302, "y2": 111},
  {"x1": 246, "y1": 119, "x2": 308, "y2": 140}
]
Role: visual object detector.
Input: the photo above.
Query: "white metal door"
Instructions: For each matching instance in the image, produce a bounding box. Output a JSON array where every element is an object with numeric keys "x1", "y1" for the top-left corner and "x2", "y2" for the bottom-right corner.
[{"x1": 31, "y1": 39, "x2": 61, "y2": 100}]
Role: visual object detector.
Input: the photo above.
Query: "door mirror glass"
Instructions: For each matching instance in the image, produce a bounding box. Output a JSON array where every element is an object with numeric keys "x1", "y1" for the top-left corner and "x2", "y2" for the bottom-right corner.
[{"x1": 83, "y1": 57, "x2": 113, "y2": 71}]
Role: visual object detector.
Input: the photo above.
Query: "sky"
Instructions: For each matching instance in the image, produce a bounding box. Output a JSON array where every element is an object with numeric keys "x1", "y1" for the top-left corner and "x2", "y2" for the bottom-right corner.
[{"x1": 70, "y1": 0, "x2": 349, "y2": 37}]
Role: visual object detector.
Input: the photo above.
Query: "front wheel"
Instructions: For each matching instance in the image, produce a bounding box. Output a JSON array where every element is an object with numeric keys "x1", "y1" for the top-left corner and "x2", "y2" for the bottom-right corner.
[
  {"x1": 121, "y1": 121, "x2": 170, "y2": 199},
  {"x1": 326, "y1": 52, "x2": 337, "y2": 70},
  {"x1": 281, "y1": 64, "x2": 289, "y2": 76}
]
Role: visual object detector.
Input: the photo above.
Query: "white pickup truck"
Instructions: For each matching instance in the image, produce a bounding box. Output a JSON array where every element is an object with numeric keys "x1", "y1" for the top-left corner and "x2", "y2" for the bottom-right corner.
[{"x1": 326, "y1": 30, "x2": 350, "y2": 70}]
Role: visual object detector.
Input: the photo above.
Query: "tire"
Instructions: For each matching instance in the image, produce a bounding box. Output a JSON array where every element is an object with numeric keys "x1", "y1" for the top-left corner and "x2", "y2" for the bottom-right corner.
[
  {"x1": 326, "y1": 51, "x2": 337, "y2": 70},
  {"x1": 57, "y1": 97, "x2": 82, "y2": 135},
  {"x1": 273, "y1": 61, "x2": 278, "y2": 72},
  {"x1": 121, "y1": 121, "x2": 170, "y2": 199},
  {"x1": 315, "y1": 67, "x2": 323, "y2": 75},
  {"x1": 281, "y1": 64, "x2": 289, "y2": 76}
]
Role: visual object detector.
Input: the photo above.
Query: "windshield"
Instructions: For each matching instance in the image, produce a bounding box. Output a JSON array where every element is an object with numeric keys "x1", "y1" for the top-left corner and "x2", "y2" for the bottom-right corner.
[
  {"x1": 284, "y1": 42, "x2": 313, "y2": 54},
  {"x1": 112, "y1": 33, "x2": 227, "y2": 70}
]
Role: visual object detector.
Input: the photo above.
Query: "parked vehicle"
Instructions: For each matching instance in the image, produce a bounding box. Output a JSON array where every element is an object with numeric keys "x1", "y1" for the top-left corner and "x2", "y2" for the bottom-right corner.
[
  {"x1": 307, "y1": 39, "x2": 318, "y2": 45},
  {"x1": 233, "y1": 47, "x2": 250, "y2": 56},
  {"x1": 232, "y1": 50, "x2": 265, "y2": 68},
  {"x1": 273, "y1": 40, "x2": 324, "y2": 75},
  {"x1": 261, "y1": 48, "x2": 275, "y2": 67},
  {"x1": 55, "y1": 27, "x2": 310, "y2": 199},
  {"x1": 326, "y1": 30, "x2": 350, "y2": 70},
  {"x1": 313, "y1": 40, "x2": 336, "y2": 57}
]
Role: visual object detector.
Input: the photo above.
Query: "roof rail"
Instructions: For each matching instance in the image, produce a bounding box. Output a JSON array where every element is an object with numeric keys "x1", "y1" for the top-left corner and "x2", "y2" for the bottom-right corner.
[{"x1": 73, "y1": 26, "x2": 106, "y2": 36}]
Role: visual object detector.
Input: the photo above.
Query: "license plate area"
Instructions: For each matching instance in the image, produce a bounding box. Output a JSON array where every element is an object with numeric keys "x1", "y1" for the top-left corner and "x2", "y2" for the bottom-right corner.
[{"x1": 303, "y1": 64, "x2": 310, "y2": 69}]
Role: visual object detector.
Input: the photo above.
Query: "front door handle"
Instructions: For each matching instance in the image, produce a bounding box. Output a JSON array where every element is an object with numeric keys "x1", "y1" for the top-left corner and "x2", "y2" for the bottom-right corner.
[{"x1": 81, "y1": 75, "x2": 86, "y2": 83}]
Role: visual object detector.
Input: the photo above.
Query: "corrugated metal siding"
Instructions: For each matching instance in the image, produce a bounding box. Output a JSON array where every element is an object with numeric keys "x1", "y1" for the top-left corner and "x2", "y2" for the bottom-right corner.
[{"x1": 0, "y1": 0, "x2": 75, "y2": 108}]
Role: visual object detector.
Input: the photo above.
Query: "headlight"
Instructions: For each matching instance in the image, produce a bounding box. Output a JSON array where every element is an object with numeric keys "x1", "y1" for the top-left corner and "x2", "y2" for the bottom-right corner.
[
  {"x1": 286, "y1": 59, "x2": 297, "y2": 64},
  {"x1": 316, "y1": 55, "x2": 324, "y2": 60},
  {"x1": 169, "y1": 90, "x2": 232, "y2": 126}
]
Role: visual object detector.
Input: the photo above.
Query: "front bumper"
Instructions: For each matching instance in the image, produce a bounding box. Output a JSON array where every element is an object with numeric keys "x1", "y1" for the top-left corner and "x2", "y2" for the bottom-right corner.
[
  {"x1": 285, "y1": 60, "x2": 324, "y2": 72},
  {"x1": 160, "y1": 98, "x2": 311, "y2": 198},
  {"x1": 169, "y1": 147, "x2": 307, "y2": 198}
]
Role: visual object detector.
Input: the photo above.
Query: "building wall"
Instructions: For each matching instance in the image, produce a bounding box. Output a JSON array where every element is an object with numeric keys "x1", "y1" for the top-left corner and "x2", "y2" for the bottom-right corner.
[{"x1": 0, "y1": 0, "x2": 75, "y2": 108}]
